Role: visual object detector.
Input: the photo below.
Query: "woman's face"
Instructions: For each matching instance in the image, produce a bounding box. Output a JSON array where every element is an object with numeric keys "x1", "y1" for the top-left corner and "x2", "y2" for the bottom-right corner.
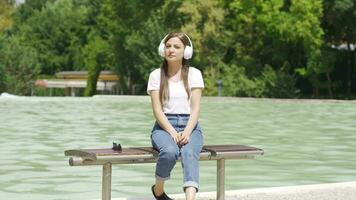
[{"x1": 164, "y1": 37, "x2": 185, "y2": 62}]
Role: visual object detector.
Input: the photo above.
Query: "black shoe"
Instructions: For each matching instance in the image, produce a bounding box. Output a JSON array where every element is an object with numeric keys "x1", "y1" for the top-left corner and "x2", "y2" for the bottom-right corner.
[{"x1": 151, "y1": 185, "x2": 173, "y2": 200}]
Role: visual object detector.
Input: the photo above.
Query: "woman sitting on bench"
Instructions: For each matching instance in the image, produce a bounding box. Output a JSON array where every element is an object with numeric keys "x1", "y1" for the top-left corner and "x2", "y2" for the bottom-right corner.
[{"x1": 147, "y1": 32, "x2": 204, "y2": 200}]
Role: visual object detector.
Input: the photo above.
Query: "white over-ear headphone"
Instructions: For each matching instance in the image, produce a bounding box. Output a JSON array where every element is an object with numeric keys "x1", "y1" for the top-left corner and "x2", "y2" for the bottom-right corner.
[{"x1": 158, "y1": 33, "x2": 193, "y2": 59}]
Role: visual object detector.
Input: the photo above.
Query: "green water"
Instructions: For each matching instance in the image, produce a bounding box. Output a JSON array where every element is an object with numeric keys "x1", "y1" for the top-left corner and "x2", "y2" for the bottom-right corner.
[{"x1": 1, "y1": 96, "x2": 355, "y2": 199}]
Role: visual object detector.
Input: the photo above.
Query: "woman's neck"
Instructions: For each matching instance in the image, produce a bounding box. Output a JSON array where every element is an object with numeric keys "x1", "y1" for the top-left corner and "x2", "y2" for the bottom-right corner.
[{"x1": 167, "y1": 61, "x2": 183, "y2": 77}]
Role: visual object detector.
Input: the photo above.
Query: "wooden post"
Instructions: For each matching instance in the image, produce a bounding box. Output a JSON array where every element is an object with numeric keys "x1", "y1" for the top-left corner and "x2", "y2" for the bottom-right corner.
[
  {"x1": 102, "y1": 163, "x2": 112, "y2": 200},
  {"x1": 217, "y1": 159, "x2": 225, "y2": 200}
]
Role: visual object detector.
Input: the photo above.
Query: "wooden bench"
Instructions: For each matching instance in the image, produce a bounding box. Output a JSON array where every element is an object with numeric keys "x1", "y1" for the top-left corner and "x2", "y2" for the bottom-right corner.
[{"x1": 64, "y1": 145, "x2": 264, "y2": 200}]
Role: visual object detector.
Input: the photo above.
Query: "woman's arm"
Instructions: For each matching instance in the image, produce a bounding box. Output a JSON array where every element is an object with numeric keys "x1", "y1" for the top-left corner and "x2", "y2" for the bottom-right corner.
[
  {"x1": 150, "y1": 90, "x2": 180, "y2": 143},
  {"x1": 179, "y1": 88, "x2": 202, "y2": 145}
]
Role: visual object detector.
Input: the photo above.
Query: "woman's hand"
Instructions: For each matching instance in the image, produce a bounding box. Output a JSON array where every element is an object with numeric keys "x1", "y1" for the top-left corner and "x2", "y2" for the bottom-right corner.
[
  {"x1": 178, "y1": 131, "x2": 191, "y2": 145},
  {"x1": 170, "y1": 132, "x2": 181, "y2": 144}
]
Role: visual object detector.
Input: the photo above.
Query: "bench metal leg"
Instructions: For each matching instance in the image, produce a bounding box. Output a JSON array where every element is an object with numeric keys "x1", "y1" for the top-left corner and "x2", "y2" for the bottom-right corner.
[
  {"x1": 102, "y1": 162, "x2": 112, "y2": 200},
  {"x1": 217, "y1": 158, "x2": 225, "y2": 200}
]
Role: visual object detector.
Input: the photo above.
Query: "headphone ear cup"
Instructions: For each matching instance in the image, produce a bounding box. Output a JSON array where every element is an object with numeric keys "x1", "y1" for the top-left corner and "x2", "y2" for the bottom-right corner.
[
  {"x1": 184, "y1": 46, "x2": 193, "y2": 59},
  {"x1": 158, "y1": 42, "x2": 165, "y2": 57}
]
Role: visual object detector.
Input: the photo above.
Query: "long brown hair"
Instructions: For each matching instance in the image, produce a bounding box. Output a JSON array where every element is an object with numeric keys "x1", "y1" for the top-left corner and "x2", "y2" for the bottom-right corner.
[{"x1": 159, "y1": 32, "x2": 191, "y2": 105}]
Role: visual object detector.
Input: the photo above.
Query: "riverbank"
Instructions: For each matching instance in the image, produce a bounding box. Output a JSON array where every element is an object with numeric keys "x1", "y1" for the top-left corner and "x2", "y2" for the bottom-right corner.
[{"x1": 111, "y1": 182, "x2": 356, "y2": 200}]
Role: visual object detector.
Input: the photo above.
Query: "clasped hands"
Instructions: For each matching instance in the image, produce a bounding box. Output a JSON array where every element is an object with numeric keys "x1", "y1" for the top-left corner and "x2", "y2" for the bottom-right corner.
[{"x1": 170, "y1": 131, "x2": 190, "y2": 146}]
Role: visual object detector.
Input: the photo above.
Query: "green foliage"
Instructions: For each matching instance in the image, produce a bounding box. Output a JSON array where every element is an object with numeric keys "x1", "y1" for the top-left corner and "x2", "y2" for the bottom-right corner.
[
  {"x1": 83, "y1": 35, "x2": 111, "y2": 96},
  {"x1": 0, "y1": 0, "x2": 14, "y2": 32},
  {"x1": 126, "y1": 15, "x2": 166, "y2": 82},
  {"x1": 17, "y1": 0, "x2": 90, "y2": 74},
  {"x1": 219, "y1": 63, "x2": 262, "y2": 97},
  {"x1": 223, "y1": 0, "x2": 323, "y2": 96},
  {"x1": 261, "y1": 65, "x2": 300, "y2": 98},
  {"x1": 323, "y1": 0, "x2": 356, "y2": 42},
  {"x1": 0, "y1": 1, "x2": 15, "y2": 92},
  {"x1": 0, "y1": 0, "x2": 111, "y2": 95},
  {"x1": 322, "y1": 0, "x2": 356, "y2": 98},
  {"x1": 0, "y1": 36, "x2": 40, "y2": 95},
  {"x1": 12, "y1": 0, "x2": 56, "y2": 25},
  {"x1": 100, "y1": 0, "x2": 164, "y2": 94},
  {"x1": 0, "y1": 63, "x2": 4, "y2": 92},
  {"x1": 0, "y1": 0, "x2": 354, "y2": 98},
  {"x1": 225, "y1": 0, "x2": 275, "y2": 72},
  {"x1": 178, "y1": 0, "x2": 227, "y2": 69},
  {"x1": 204, "y1": 62, "x2": 298, "y2": 98},
  {"x1": 0, "y1": 34, "x2": 5, "y2": 92}
]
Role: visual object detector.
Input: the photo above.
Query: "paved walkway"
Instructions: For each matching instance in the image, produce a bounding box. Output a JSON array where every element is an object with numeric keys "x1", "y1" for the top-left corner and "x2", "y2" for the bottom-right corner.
[{"x1": 111, "y1": 181, "x2": 356, "y2": 200}]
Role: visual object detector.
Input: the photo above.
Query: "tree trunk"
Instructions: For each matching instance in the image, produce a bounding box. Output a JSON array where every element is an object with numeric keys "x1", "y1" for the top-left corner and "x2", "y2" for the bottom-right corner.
[
  {"x1": 84, "y1": 65, "x2": 101, "y2": 97},
  {"x1": 312, "y1": 74, "x2": 319, "y2": 98},
  {"x1": 354, "y1": 46, "x2": 356, "y2": 96},
  {"x1": 313, "y1": 85, "x2": 319, "y2": 99},
  {"x1": 347, "y1": 42, "x2": 352, "y2": 99},
  {"x1": 326, "y1": 72, "x2": 333, "y2": 99}
]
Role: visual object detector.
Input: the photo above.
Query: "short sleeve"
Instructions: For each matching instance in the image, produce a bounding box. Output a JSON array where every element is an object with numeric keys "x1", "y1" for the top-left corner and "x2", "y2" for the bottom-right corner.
[
  {"x1": 147, "y1": 69, "x2": 160, "y2": 94},
  {"x1": 189, "y1": 68, "x2": 204, "y2": 89}
]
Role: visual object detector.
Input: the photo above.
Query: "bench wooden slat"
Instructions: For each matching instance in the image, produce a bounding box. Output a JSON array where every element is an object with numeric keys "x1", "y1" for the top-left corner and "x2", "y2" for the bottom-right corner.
[
  {"x1": 204, "y1": 144, "x2": 262, "y2": 152},
  {"x1": 65, "y1": 147, "x2": 156, "y2": 158},
  {"x1": 64, "y1": 145, "x2": 263, "y2": 163},
  {"x1": 203, "y1": 145, "x2": 264, "y2": 157},
  {"x1": 64, "y1": 149, "x2": 97, "y2": 161}
]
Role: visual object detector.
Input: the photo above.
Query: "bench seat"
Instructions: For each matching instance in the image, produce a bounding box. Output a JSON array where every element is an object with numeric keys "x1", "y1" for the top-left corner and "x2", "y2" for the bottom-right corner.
[{"x1": 64, "y1": 144, "x2": 264, "y2": 200}]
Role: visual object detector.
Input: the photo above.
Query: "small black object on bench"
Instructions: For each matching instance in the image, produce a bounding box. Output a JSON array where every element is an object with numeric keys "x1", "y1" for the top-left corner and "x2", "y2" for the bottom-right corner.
[
  {"x1": 112, "y1": 142, "x2": 122, "y2": 152},
  {"x1": 65, "y1": 144, "x2": 264, "y2": 200}
]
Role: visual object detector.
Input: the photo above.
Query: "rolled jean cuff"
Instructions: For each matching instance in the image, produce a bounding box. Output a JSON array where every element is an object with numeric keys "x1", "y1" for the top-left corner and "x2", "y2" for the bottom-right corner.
[
  {"x1": 183, "y1": 181, "x2": 199, "y2": 192},
  {"x1": 155, "y1": 174, "x2": 170, "y2": 181}
]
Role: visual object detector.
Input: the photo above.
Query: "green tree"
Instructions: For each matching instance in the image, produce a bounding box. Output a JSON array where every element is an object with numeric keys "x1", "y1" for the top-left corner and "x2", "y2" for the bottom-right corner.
[
  {"x1": 83, "y1": 35, "x2": 112, "y2": 96},
  {"x1": 1, "y1": 0, "x2": 111, "y2": 95},
  {"x1": 0, "y1": 34, "x2": 6, "y2": 92},
  {"x1": 0, "y1": 36, "x2": 40, "y2": 95},
  {"x1": 11, "y1": 0, "x2": 56, "y2": 25},
  {"x1": 1, "y1": 0, "x2": 353, "y2": 98},
  {"x1": 176, "y1": 0, "x2": 231, "y2": 96},
  {"x1": 178, "y1": 0, "x2": 227, "y2": 67},
  {"x1": 121, "y1": 1, "x2": 185, "y2": 93},
  {"x1": 17, "y1": 0, "x2": 90, "y2": 74},
  {"x1": 221, "y1": 0, "x2": 322, "y2": 97},
  {"x1": 288, "y1": 0, "x2": 324, "y2": 97},
  {"x1": 0, "y1": 0, "x2": 14, "y2": 32},
  {"x1": 0, "y1": 0, "x2": 15, "y2": 92},
  {"x1": 100, "y1": 0, "x2": 164, "y2": 94},
  {"x1": 322, "y1": 0, "x2": 356, "y2": 98}
]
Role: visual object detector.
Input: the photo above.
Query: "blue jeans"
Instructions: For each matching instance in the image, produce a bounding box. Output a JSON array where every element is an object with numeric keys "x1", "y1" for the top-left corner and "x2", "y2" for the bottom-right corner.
[{"x1": 151, "y1": 114, "x2": 204, "y2": 191}]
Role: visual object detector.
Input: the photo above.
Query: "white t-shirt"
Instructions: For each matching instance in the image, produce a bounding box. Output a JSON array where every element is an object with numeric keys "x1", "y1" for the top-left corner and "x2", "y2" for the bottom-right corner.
[{"x1": 147, "y1": 67, "x2": 204, "y2": 114}]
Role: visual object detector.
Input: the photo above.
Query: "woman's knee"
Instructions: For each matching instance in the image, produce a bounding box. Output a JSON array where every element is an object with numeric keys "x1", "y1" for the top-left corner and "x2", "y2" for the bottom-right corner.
[
  {"x1": 160, "y1": 146, "x2": 179, "y2": 161},
  {"x1": 181, "y1": 148, "x2": 199, "y2": 160}
]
